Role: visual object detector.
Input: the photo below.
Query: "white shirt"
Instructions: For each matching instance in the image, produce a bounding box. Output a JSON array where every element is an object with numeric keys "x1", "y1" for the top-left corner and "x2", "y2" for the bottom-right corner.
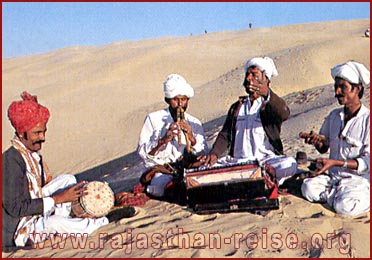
[
  {"x1": 233, "y1": 95, "x2": 275, "y2": 160},
  {"x1": 137, "y1": 108, "x2": 208, "y2": 167},
  {"x1": 320, "y1": 104, "x2": 370, "y2": 178}
]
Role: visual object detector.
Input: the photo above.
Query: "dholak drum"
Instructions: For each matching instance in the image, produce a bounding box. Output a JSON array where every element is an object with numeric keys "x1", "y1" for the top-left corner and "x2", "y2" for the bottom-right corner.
[{"x1": 72, "y1": 181, "x2": 114, "y2": 218}]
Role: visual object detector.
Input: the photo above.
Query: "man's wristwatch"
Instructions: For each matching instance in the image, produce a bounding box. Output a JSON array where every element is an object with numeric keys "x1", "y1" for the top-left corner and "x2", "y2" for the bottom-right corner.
[{"x1": 343, "y1": 160, "x2": 348, "y2": 168}]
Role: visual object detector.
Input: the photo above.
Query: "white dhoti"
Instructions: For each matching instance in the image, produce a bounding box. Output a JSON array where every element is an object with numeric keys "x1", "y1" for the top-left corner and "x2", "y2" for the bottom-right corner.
[
  {"x1": 301, "y1": 174, "x2": 370, "y2": 216},
  {"x1": 146, "y1": 172, "x2": 173, "y2": 197},
  {"x1": 31, "y1": 174, "x2": 109, "y2": 243}
]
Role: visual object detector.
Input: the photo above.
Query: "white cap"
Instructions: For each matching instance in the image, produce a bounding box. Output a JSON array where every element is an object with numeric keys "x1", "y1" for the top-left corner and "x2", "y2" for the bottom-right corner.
[
  {"x1": 244, "y1": 57, "x2": 279, "y2": 79},
  {"x1": 163, "y1": 74, "x2": 194, "y2": 98},
  {"x1": 331, "y1": 61, "x2": 370, "y2": 88}
]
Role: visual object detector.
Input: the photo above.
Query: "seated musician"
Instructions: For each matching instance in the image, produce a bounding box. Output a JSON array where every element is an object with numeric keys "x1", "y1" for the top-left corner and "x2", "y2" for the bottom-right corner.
[
  {"x1": 2, "y1": 92, "x2": 113, "y2": 252},
  {"x1": 199, "y1": 57, "x2": 297, "y2": 186},
  {"x1": 300, "y1": 61, "x2": 370, "y2": 216},
  {"x1": 137, "y1": 74, "x2": 208, "y2": 198}
]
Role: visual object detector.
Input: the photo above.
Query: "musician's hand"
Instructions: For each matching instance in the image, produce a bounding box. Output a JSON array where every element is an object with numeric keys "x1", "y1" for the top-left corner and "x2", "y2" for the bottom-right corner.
[
  {"x1": 300, "y1": 131, "x2": 325, "y2": 146},
  {"x1": 314, "y1": 158, "x2": 346, "y2": 175},
  {"x1": 178, "y1": 121, "x2": 192, "y2": 136},
  {"x1": 178, "y1": 121, "x2": 196, "y2": 145},
  {"x1": 197, "y1": 154, "x2": 218, "y2": 167},
  {"x1": 299, "y1": 131, "x2": 329, "y2": 154},
  {"x1": 310, "y1": 158, "x2": 331, "y2": 175},
  {"x1": 163, "y1": 123, "x2": 179, "y2": 143},
  {"x1": 52, "y1": 181, "x2": 88, "y2": 204},
  {"x1": 248, "y1": 70, "x2": 270, "y2": 98}
]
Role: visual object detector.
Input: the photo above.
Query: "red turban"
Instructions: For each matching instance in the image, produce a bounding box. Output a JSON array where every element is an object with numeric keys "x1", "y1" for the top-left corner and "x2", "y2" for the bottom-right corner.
[{"x1": 8, "y1": 91, "x2": 50, "y2": 134}]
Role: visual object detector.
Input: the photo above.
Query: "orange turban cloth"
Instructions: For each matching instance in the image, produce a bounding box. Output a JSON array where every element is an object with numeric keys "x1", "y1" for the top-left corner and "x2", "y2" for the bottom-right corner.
[{"x1": 8, "y1": 91, "x2": 50, "y2": 134}]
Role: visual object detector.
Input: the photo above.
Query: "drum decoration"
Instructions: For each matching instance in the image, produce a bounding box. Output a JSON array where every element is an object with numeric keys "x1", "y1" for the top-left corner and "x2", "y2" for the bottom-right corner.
[{"x1": 72, "y1": 181, "x2": 114, "y2": 218}]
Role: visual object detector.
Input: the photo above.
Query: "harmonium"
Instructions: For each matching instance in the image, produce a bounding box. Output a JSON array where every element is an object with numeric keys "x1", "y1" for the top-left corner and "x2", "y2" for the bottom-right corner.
[{"x1": 184, "y1": 161, "x2": 279, "y2": 214}]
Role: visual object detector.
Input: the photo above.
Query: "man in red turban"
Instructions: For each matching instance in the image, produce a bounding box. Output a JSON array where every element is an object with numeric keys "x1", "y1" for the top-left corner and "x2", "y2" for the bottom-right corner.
[
  {"x1": 8, "y1": 91, "x2": 50, "y2": 135},
  {"x1": 7, "y1": 91, "x2": 50, "y2": 153},
  {"x1": 2, "y1": 92, "x2": 111, "y2": 252}
]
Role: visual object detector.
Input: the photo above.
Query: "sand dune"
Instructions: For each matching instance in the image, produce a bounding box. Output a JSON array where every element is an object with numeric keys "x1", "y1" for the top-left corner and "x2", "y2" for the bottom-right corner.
[
  {"x1": 2, "y1": 19, "x2": 370, "y2": 258},
  {"x1": 2, "y1": 19, "x2": 370, "y2": 175}
]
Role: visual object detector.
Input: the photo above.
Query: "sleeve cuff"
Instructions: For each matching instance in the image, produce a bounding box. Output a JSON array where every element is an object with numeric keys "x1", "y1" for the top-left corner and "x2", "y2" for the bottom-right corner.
[
  {"x1": 43, "y1": 197, "x2": 55, "y2": 214},
  {"x1": 356, "y1": 158, "x2": 369, "y2": 174}
]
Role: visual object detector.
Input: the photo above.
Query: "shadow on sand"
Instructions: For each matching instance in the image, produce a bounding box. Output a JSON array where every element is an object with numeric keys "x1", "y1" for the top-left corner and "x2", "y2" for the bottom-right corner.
[
  {"x1": 75, "y1": 151, "x2": 143, "y2": 194},
  {"x1": 74, "y1": 115, "x2": 227, "y2": 194}
]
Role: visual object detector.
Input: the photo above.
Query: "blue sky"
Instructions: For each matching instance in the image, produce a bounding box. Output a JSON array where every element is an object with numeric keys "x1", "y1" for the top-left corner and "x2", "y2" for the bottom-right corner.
[{"x1": 2, "y1": 2, "x2": 370, "y2": 58}]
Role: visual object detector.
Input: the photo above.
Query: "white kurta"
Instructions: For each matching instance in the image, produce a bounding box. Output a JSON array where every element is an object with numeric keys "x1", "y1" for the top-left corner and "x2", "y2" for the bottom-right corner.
[
  {"x1": 137, "y1": 108, "x2": 208, "y2": 167},
  {"x1": 137, "y1": 108, "x2": 208, "y2": 197},
  {"x1": 234, "y1": 97, "x2": 276, "y2": 159},
  {"x1": 302, "y1": 104, "x2": 370, "y2": 216},
  {"x1": 230, "y1": 96, "x2": 297, "y2": 185}
]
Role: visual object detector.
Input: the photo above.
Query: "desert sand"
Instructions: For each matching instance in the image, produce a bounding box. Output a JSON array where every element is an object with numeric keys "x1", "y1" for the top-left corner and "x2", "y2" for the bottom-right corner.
[{"x1": 2, "y1": 19, "x2": 370, "y2": 258}]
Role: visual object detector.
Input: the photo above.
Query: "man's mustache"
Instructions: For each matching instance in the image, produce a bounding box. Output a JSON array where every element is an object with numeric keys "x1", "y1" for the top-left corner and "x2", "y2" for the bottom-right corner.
[{"x1": 32, "y1": 140, "x2": 45, "y2": 145}]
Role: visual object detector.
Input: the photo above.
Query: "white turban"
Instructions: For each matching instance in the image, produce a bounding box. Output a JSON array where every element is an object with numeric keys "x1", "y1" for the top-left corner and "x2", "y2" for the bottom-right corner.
[
  {"x1": 331, "y1": 61, "x2": 370, "y2": 88},
  {"x1": 163, "y1": 74, "x2": 194, "y2": 99},
  {"x1": 244, "y1": 57, "x2": 279, "y2": 79}
]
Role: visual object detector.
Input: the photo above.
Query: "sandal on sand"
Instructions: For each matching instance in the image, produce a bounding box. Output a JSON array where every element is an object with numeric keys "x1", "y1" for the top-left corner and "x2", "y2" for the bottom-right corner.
[{"x1": 107, "y1": 206, "x2": 136, "y2": 222}]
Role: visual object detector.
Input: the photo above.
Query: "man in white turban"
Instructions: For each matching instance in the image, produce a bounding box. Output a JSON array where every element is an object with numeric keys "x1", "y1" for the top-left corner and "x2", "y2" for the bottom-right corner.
[
  {"x1": 301, "y1": 61, "x2": 370, "y2": 216},
  {"x1": 137, "y1": 74, "x2": 208, "y2": 199},
  {"x1": 163, "y1": 73, "x2": 194, "y2": 99},
  {"x1": 200, "y1": 57, "x2": 297, "y2": 186}
]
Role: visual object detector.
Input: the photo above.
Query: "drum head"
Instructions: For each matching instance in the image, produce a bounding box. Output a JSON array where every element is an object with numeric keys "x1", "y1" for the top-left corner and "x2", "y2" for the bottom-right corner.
[{"x1": 81, "y1": 181, "x2": 114, "y2": 217}]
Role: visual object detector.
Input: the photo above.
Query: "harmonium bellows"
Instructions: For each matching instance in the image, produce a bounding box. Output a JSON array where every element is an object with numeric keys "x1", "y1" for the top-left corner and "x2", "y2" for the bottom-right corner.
[{"x1": 184, "y1": 161, "x2": 279, "y2": 214}]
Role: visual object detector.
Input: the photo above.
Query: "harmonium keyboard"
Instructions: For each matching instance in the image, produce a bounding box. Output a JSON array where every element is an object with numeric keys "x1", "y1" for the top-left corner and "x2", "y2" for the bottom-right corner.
[{"x1": 184, "y1": 161, "x2": 279, "y2": 214}]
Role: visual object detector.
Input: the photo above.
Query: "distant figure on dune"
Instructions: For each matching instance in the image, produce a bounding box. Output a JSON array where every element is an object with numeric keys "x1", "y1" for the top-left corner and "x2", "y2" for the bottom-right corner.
[
  {"x1": 137, "y1": 74, "x2": 208, "y2": 201},
  {"x1": 249, "y1": 23, "x2": 252, "y2": 29},
  {"x1": 204, "y1": 30, "x2": 207, "y2": 34},
  {"x1": 198, "y1": 56, "x2": 297, "y2": 186},
  {"x1": 300, "y1": 61, "x2": 370, "y2": 216},
  {"x1": 365, "y1": 28, "x2": 370, "y2": 37}
]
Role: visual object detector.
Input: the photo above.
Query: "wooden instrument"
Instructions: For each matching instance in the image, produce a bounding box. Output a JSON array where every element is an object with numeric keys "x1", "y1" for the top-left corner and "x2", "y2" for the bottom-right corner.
[
  {"x1": 72, "y1": 181, "x2": 115, "y2": 218},
  {"x1": 176, "y1": 107, "x2": 191, "y2": 152},
  {"x1": 183, "y1": 161, "x2": 279, "y2": 214}
]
